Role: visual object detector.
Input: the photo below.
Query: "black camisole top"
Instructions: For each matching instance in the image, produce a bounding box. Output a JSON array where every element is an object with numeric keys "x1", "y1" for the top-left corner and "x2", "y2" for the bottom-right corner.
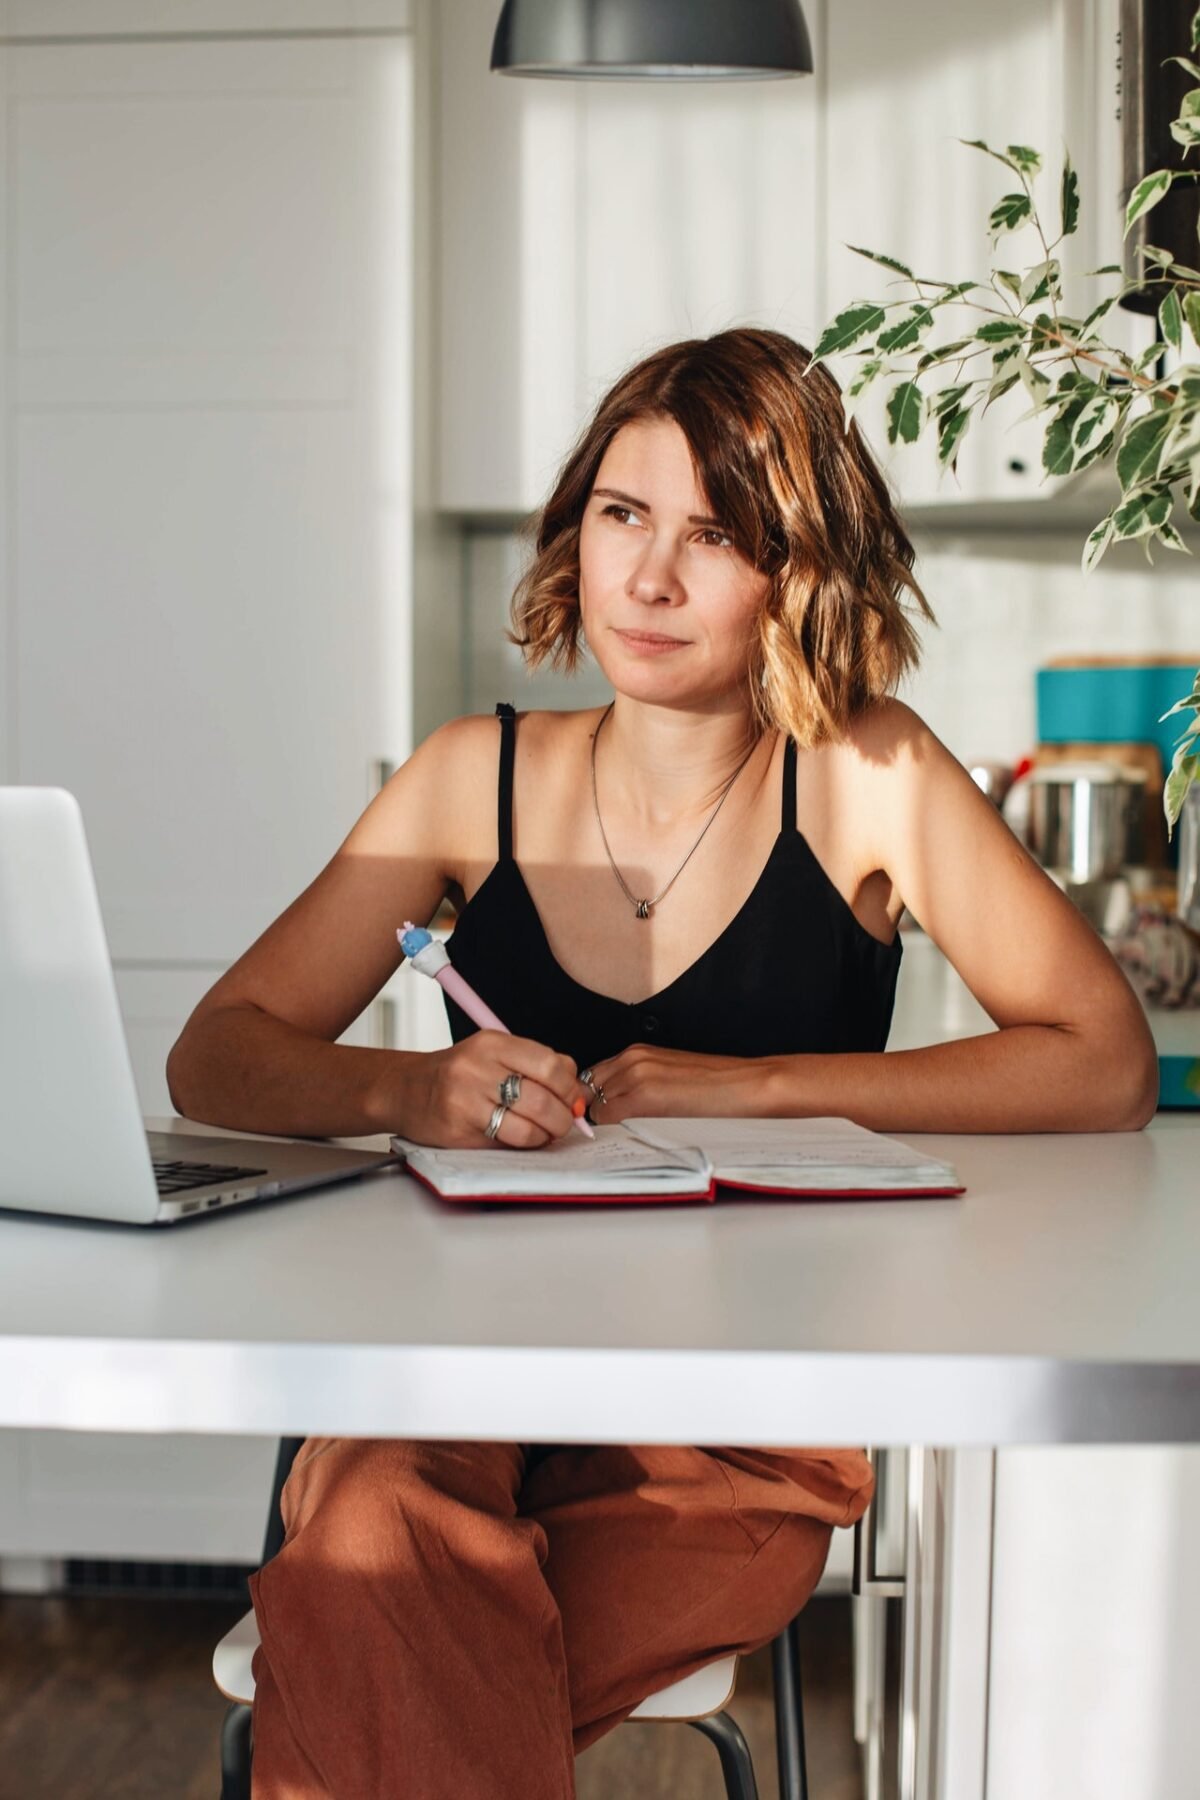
[{"x1": 442, "y1": 704, "x2": 903, "y2": 1071}]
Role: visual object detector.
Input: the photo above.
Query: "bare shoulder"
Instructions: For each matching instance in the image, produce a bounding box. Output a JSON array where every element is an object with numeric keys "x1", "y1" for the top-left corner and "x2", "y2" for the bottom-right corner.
[{"x1": 839, "y1": 695, "x2": 933, "y2": 773}]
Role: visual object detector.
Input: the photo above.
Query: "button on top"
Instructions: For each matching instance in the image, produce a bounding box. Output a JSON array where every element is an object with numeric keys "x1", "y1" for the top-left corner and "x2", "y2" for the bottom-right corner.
[{"x1": 641, "y1": 1014, "x2": 661, "y2": 1036}]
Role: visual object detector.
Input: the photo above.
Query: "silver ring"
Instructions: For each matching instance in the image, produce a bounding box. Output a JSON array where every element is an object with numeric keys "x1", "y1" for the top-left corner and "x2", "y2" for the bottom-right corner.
[
  {"x1": 593, "y1": 1083, "x2": 608, "y2": 1107},
  {"x1": 579, "y1": 1067, "x2": 596, "y2": 1092},
  {"x1": 484, "y1": 1103, "x2": 508, "y2": 1141},
  {"x1": 499, "y1": 1071, "x2": 523, "y2": 1107}
]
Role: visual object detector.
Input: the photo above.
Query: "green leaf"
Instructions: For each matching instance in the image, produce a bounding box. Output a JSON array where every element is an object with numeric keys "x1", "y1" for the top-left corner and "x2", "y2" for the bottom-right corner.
[
  {"x1": 1160, "y1": 288, "x2": 1184, "y2": 352},
  {"x1": 994, "y1": 269, "x2": 1023, "y2": 300},
  {"x1": 1060, "y1": 157, "x2": 1080, "y2": 238},
  {"x1": 1165, "y1": 751, "x2": 1200, "y2": 834},
  {"x1": 1080, "y1": 294, "x2": 1119, "y2": 339},
  {"x1": 1081, "y1": 515, "x2": 1115, "y2": 573},
  {"x1": 937, "y1": 406, "x2": 971, "y2": 467},
  {"x1": 976, "y1": 318, "x2": 1026, "y2": 343},
  {"x1": 812, "y1": 302, "x2": 888, "y2": 362},
  {"x1": 846, "y1": 246, "x2": 915, "y2": 279},
  {"x1": 1194, "y1": 4, "x2": 1200, "y2": 52},
  {"x1": 932, "y1": 382, "x2": 973, "y2": 416},
  {"x1": 1171, "y1": 91, "x2": 1200, "y2": 150},
  {"x1": 1085, "y1": 264, "x2": 1124, "y2": 276},
  {"x1": 1017, "y1": 357, "x2": 1052, "y2": 404},
  {"x1": 989, "y1": 192, "x2": 1033, "y2": 237},
  {"x1": 1168, "y1": 56, "x2": 1200, "y2": 81},
  {"x1": 1157, "y1": 521, "x2": 1191, "y2": 554},
  {"x1": 1044, "y1": 399, "x2": 1088, "y2": 475},
  {"x1": 1125, "y1": 170, "x2": 1175, "y2": 233},
  {"x1": 886, "y1": 380, "x2": 926, "y2": 445},
  {"x1": 1112, "y1": 487, "x2": 1173, "y2": 540},
  {"x1": 985, "y1": 369, "x2": 1021, "y2": 407},
  {"x1": 916, "y1": 338, "x2": 972, "y2": 371},
  {"x1": 846, "y1": 357, "x2": 885, "y2": 398},
  {"x1": 1116, "y1": 410, "x2": 1174, "y2": 489},
  {"x1": 1160, "y1": 684, "x2": 1200, "y2": 722},
  {"x1": 1133, "y1": 340, "x2": 1169, "y2": 374},
  {"x1": 1006, "y1": 144, "x2": 1043, "y2": 175},
  {"x1": 1070, "y1": 392, "x2": 1119, "y2": 452},
  {"x1": 878, "y1": 305, "x2": 935, "y2": 352},
  {"x1": 1020, "y1": 259, "x2": 1062, "y2": 305},
  {"x1": 1184, "y1": 292, "x2": 1200, "y2": 348},
  {"x1": 1159, "y1": 407, "x2": 1200, "y2": 472}
]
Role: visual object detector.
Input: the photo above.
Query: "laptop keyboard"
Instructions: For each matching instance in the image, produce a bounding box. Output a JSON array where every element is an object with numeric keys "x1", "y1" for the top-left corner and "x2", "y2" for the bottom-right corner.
[{"x1": 152, "y1": 1159, "x2": 269, "y2": 1195}]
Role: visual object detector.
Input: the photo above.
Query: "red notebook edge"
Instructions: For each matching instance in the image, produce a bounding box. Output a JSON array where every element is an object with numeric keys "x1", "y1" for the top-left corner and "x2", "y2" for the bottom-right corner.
[{"x1": 402, "y1": 1166, "x2": 964, "y2": 1206}]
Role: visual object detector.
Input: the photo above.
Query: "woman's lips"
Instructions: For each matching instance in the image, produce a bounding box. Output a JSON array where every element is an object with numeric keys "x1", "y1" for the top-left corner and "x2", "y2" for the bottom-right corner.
[{"x1": 612, "y1": 628, "x2": 690, "y2": 654}]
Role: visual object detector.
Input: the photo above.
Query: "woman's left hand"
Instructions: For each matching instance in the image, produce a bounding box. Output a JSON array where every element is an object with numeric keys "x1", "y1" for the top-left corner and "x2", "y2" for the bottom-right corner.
[{"x1": 583, "y1": 1045, "x2": 775, "y2": 1123}]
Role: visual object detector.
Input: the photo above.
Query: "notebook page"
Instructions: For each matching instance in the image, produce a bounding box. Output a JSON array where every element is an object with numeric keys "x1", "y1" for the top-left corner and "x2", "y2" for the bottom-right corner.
[
  {"x1": 629, "y1": 1117, "x2": 960, "y2": 1187},
  {"x1": 390, "y1": 1126, "x2": 710, "y2": 1196}
]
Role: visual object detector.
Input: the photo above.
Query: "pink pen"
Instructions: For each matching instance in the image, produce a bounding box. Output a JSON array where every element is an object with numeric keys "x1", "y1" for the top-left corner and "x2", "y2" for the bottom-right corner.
[{"x1": 398, "y1": 922, "x2": 595, "y2": 1139}]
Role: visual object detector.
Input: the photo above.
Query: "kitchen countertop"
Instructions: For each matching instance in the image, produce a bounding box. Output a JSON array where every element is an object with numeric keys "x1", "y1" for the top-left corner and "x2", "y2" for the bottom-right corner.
[{"x1": 1, "y1": 936, "x2": 1196, "y2": 1445}]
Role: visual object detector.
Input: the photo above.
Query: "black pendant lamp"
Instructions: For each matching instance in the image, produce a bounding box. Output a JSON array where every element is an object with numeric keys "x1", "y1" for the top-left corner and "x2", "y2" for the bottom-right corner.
[{"x1": 490, "y1": 0, "x2": 814, "y2": 81}]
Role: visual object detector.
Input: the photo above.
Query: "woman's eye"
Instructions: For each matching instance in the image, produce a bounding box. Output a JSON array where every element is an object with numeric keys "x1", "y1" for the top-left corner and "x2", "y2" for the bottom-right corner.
[
  {"x1": 602, "y1": 503, "x2": 637, "y2": 524},
  {"x1": 701, "y1": 528, "x2": 734, "y2": 548}
]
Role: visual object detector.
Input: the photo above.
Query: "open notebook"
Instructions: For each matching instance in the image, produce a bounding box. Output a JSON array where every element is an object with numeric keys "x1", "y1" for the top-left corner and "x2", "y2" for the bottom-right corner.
[{"x1": 388, "y1": 1117, "x2": 965, "y2": 1204}]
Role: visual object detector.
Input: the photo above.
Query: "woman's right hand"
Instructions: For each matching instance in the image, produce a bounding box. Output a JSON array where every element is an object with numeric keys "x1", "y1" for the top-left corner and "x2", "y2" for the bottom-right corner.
[{"x1": 387, "y1": 1031, "x2": 587, "y2": 1149}]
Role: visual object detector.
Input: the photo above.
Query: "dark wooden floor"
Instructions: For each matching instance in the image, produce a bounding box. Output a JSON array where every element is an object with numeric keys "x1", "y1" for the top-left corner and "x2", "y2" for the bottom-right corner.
[{"x1": 0, "y1": 1588, "x2": 863, "y2": 1799}]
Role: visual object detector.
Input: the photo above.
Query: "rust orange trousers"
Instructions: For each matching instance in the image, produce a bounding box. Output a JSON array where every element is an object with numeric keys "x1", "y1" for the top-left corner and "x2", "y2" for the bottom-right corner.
[{"x1": 248, "y1": 1438, "x2": 873, "y2": 1799}]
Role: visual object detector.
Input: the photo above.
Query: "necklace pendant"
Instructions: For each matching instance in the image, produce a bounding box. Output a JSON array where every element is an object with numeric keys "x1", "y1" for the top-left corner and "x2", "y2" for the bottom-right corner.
[{"x1": 635, "y1": 899, "x2": 651, "y2": 920}]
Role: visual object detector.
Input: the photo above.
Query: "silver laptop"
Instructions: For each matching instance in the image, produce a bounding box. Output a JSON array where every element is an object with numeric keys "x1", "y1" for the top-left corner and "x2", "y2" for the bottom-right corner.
[{"x1": 0, "y1": 787, "x2": 397, "y2": 1224}]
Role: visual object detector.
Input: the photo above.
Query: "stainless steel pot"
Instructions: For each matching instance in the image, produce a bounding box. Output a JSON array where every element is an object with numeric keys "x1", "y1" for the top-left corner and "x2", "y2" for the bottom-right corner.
[{"x1": 1026, "y1": 762, "x2": 1148, "y2": 881}]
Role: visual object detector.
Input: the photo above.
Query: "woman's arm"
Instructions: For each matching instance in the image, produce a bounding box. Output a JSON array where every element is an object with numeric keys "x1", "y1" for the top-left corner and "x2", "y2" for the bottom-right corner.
[
  {"x1": 590, "y1": 703, "x2": 1160, "y2": 1134},
  {"x1": 166, "y1": 716, "x2": 583, "y2": 1145}
]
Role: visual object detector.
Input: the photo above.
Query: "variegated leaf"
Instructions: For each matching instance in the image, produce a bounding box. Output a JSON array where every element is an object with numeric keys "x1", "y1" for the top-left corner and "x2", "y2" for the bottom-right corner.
[
  {"x1": 811, "y1": 302, "x2": 888, "y2": 363},
  {"x1": 1125, "y1": 170, "x2": 1175, "y2": 233},
  {"x1": 886, "y1": 380, "x2": 926, "y2": 445},
  {"x1": 1160, "y1": 288, "x2": 1184, "y2": 351},
  {"x1": 1081, "y1": 515, "x2": 1115, "y2": 573}
]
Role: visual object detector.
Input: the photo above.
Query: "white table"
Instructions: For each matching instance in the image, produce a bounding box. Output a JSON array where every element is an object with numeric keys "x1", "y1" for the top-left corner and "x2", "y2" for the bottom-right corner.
[{"x1": 3, "y1": 1100, "x2": 1197, "y2": 1446}]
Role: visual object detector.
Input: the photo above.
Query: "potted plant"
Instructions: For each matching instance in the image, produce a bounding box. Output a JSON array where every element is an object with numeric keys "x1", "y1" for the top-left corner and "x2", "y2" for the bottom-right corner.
[{"x1": 808, "y1": 4, "x2": 1200, "y2": 842}]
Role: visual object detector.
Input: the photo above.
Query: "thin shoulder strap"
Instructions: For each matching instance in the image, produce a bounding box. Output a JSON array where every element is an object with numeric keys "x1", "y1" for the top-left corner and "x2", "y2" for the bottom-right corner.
[
  {"x1": 495, "y1": 702, "x2": 516, "y2": 861},
  {"x1": 781, "y1": 736, "x2": 797, "y2": 833}
]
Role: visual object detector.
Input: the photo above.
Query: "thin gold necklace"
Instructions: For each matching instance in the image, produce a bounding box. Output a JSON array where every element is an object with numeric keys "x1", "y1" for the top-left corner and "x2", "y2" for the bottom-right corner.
[{"x1": 589, "y1": 703, "x2": 757, "y2": 919}]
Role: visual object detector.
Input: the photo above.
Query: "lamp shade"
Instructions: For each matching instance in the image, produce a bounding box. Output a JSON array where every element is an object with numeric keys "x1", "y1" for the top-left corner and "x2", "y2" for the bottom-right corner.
[{"x1": 490, "y1": 0, "x2": 814, "y2": 81}]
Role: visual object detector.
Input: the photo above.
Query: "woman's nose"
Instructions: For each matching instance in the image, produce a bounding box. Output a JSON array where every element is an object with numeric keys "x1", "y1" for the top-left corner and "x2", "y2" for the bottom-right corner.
[{"x1": 626, "y1": 540, "x2": 686, "y2": 605}]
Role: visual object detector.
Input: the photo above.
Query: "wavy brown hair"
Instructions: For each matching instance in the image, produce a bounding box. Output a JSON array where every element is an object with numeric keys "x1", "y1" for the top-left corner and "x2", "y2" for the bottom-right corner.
[{"x1": 509, "y1": 326, "x2": 935, "y2": 746}]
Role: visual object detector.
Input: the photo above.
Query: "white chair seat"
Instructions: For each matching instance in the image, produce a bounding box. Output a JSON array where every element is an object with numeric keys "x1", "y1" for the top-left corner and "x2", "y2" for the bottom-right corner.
[{"x1": 215, "y1": 1609, "x2": 737, "y2": 1721}]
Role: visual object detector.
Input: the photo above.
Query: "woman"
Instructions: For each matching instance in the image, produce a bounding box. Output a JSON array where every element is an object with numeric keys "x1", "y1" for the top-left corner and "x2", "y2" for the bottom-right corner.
[{"x1": 168, "y1": 327, "x2": 1157, "y2": 1797}]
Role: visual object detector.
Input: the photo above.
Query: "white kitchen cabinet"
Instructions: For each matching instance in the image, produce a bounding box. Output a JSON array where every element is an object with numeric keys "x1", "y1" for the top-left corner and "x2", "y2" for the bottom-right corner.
[
  {"x1": 1, "y1": 26, "x2": 414, "y2": 964},
  {"x1": 986, "y1": 1448, "x2": 1200, "y2": 1800},
  {"x1": 436, "y1": 0, "x2": 821, "y2": 514}
]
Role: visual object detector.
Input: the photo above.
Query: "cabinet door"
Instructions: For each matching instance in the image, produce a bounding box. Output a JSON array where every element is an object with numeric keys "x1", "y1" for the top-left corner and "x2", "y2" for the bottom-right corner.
[
  {"x1": 0, "y1": 1427, "x2": 278, "y2": 1567},
  {"x1": 824, "y1": 0, "x2": 1069, "y2": 506},
  {"x1": 987, "y1": 1448, "x2": 1200, "y2": 1800},
  {"x1": 5, "y1": 31, "x2": 413, "y2": 963},
  {"x1": 578, "y1": 65, "x2": 820, "y2": 409},
  {"x1": 436, "y1": 0, "x2": 820, "y2": 515}
]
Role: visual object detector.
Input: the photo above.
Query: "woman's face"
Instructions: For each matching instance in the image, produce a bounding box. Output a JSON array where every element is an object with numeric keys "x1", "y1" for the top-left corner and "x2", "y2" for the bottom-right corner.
[{"x1": 577, "y1": 417, "x2": 770, "y2": 711}]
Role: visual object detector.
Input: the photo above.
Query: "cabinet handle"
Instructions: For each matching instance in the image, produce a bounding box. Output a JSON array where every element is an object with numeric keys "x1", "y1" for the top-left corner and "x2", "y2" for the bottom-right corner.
[
  {"x1": 851, "y1": 1446, "x2": 906, "y2": 1599},
  {"x1": 372, "y1": 997, "x2": 397, "y2": 1051},
  {"x1": 372, "y1": 758, "x2": 398, "y2": 797}
]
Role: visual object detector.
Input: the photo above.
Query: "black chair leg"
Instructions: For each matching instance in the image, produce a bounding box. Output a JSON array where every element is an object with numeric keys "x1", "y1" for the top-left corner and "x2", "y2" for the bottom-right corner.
[
  {"x1": 220, "y1": 1701, "x2": 253, "y2": 1800},
  {"x1": 771, "y1": 1616, "x2": 810, "y2": 1800},
  {"x1": 688, "y1": 1709, "x2": 760, "y2": 1800}
]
